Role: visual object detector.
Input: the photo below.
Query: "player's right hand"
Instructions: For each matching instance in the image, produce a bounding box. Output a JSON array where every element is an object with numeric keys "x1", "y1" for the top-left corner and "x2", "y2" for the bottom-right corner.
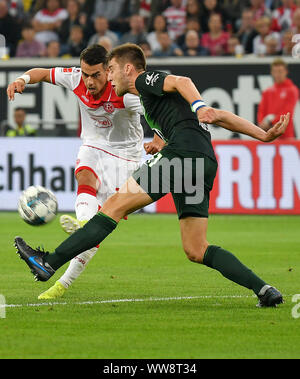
[
  {"x1": 196, "y1": 106, "x2": 220, "y2": 124},
  {"x1": 7, "y1": 79, "x2": 26, "y2": 101}
]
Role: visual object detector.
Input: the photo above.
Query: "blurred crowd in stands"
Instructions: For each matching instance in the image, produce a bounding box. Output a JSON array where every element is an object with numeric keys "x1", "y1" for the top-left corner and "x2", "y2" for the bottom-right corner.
[{"x1": 1, "y1": 0, "x2": 300, "y2": 59}]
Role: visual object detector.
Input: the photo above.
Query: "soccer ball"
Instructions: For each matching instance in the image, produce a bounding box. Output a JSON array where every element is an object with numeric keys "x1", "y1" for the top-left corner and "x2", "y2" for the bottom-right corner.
[{"x1": 18, "y1": 185, "x2": 58, "y2": 226}]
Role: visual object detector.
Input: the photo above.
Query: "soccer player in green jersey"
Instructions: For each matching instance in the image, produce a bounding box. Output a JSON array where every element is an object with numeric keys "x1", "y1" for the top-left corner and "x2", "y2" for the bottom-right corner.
[{"x1": 15, "y1": 43, "x2": 290, "y2": 307}]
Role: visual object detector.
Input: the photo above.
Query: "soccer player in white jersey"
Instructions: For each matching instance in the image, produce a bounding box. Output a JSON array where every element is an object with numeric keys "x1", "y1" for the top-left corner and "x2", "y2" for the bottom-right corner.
[{"x1": 7, "y1": 45, "x2": 153, "y2": 299}]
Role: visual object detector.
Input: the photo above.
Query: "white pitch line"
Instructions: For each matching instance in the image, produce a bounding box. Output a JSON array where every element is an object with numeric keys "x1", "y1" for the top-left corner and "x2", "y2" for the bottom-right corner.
[{"x1": 1, "y1": 294, "x2": 257, "y2": 309}]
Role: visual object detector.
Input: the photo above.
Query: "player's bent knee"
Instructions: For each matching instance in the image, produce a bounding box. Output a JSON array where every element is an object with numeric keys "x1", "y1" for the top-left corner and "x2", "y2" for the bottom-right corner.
[{"x1": 184, "y1": 242, "x2": 208, "y2": 264}]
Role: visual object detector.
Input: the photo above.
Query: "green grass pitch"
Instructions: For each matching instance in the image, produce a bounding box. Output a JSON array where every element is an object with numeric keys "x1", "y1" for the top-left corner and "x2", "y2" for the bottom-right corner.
[{"x1": 0, "y1": 212, "x2": 299, "y2": 359}]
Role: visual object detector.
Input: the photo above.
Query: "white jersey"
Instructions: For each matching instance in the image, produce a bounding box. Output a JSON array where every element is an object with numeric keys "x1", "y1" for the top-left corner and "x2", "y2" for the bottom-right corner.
[
  {"x1": 50, "y1": 67, "x2": 144, "y2": 162},
  {"x1": 34, "y1": 8, "x2": 68, "y2": 44}
]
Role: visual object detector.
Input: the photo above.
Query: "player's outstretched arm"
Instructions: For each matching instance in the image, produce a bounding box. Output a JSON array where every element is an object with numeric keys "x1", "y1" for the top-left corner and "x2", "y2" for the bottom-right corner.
[
  {"x1": 7, "y1": 68, "x2": 51, "y2": 101},
  {"x1": 198, "y1": 107, "x2": 290, "y2": 142},
  {"x1": 162, "y1": 74, "x2": 290, "y2": 142}
]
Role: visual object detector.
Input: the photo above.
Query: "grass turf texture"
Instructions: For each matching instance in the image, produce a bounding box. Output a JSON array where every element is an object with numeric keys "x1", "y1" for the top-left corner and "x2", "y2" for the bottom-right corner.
[{"x1": 0, "y1": 212, "x2": 299, "y2": 359}]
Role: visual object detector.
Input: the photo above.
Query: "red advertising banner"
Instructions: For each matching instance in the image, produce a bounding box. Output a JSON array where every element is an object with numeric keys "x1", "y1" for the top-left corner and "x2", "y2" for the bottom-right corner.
[{"x1": 156, "y1": 141, "x2": 300, "y2": 215}]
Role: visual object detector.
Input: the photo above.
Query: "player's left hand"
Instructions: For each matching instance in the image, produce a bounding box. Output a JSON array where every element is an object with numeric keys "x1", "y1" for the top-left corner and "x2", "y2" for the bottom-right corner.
[
  {"x1": 262, "y1": 113, "x2": 290, "y2": 142},
  {"x1": 144, "y1": 140, "x2": 165, "y2": 155}
]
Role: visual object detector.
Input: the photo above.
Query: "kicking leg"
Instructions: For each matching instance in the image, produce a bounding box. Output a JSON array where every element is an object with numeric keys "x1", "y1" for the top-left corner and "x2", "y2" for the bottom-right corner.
[{"x1": 43, "y1": 177, "x2": 153, "y2": 271}]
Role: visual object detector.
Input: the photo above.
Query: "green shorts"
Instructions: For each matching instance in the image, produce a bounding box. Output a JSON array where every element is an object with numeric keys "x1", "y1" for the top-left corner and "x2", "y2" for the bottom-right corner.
[{"x1": 132, "y1": 146, "x2": 218, "y2": 219}]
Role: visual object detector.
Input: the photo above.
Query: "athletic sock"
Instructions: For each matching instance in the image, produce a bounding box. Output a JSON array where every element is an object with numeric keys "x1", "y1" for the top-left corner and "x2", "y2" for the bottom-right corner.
[
  {"x1": 57, "y1": 186, "x2": 101, "y2": 286},
  {"x1": 203, "y1": 245, "x2": 266, "y2": 295},
  {"x1": 59, "y1": 247, "x2": 98, "y2": 288},
  {"x1": 45, "y1": 212, "x2": 117, "y2": 270},
  {"x1": 75, "y1": 185, "x2": 99, "y2": 220}
]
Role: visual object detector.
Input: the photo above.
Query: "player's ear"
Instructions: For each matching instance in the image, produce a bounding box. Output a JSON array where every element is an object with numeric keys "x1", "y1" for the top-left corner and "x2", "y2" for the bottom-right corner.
[{"x1": 124, "y1": 63, "x2": 133, "y2": 75}]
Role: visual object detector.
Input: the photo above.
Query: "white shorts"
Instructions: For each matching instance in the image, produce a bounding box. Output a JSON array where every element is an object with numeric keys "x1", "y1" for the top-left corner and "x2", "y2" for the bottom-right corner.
[{"x1": 75, "y1": 145, "x2": 141, "y2": 205}]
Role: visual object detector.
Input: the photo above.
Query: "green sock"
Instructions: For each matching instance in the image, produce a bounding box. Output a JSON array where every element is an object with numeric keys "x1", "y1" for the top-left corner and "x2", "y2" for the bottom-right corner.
[
  {"x1": 45, "y1": 212, "x2": 117, "y2": 270},
  {"x1": 203, "y1": 245, "x2": 266, "y2": 295}
]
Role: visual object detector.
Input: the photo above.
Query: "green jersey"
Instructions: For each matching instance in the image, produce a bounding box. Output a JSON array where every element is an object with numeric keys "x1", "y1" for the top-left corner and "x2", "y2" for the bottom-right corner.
[{"x1": 135, "y1": 71, "x2": 216, "y2": 161}]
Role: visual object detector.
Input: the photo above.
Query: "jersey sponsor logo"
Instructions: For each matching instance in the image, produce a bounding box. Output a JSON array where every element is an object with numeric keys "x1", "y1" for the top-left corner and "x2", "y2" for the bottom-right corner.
[
  {"x1": 63, "y1": 68, "x2": 73, "y2": 73},
  {"x1": 91, "y1": 116, "x2": 113, "y2": 128},
  {"x1": 145, "y1": 72, "x2": 160, "y2": 86},
  {"x1": 75, "y1": 159, "x2": 80, "y2": 167},
  {"x1": 103, "y1": 101, "x2": 115, "y2": 113}
]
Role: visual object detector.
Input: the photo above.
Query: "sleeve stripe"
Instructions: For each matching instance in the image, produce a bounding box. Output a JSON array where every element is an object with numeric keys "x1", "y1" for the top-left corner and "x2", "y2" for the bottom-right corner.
[{"x1": 50, "y1": 68, "x2": 56, "y2": 84}]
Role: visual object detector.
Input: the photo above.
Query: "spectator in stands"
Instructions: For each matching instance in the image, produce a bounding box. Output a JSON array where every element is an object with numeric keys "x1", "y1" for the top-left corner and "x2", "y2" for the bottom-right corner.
[
  {"x1": 253, "y1": 16, "x2": 281, "y2": 56},
  {"x1": 264, "y1": 33, "x2": 282, "y2": 55},
  {"x1": 16, "y1": 24, "x2": 46, "y2": 57},
  {"x1": 93, "y1": 0, "x2": 126, "y2": 22},
  {"x1": 92, "y1": 0, "x2": 130, "y2": 33},
  {"x1": 65, "y1": 24, "x2": 85, "y2": 56},
  {"x1": 45, "y1": 39, "x2": 61, "y2": 57},
  {"x1": 225, "y1": 35, "x2": 243, "y2": 56},
  {"x1": 292, "y1": 7, "x2": 300, "y2": 35},
  {"x1": 199, "y1": 0, "x2": 227, "y2": 34},
  {"x1": 186, "y1": 0, "x2": 201, "y2": 20},
  {"x1": 77, "y1": 0, "x2": 94, "y2": 21},
  {"x1": 32, "y1": 0, "x2": 68, "y2": 45},
  {"x1": 271, "y1": 0, "x2": 297, "y2": 32},
  {"x1": 131, "y1": 0, "x2": 152, "y2": 22},
  {"x1": 236, "y1": 8, "x2": 257, "y2": 54},
  {"x1": 257, "y1": 58, "x2": 299, "y2": 139},
  {"x1": 5, "y1": 108, "x2": 36, "y2": 137},
  {"x1": 176, "y1": 16, "x2": 202, "y2": 48},
  {"x1": 146, "y1": 0, "x2": 172, "y2": 31},
  {"x1": 119, "y1": 14, "x2": 148, "y2": 45},
  {"x1": 147, "y1": 14, "x2": 167, "y2": 52},
  {"x1": 249, "y1": 0, "x2": 272, "y2": 22},
  {"x1": 201, "y1": 13, "x2": 230, "y2": 56},
  {"x1": 7, "y1": 0, "x2": 26, "y2": 22},
  {"x1": 264, "y1": 0, "x2": 282, "y2": 11},
  {"x1": 58, "y1": 0, "x2": 85, "y2": 45},
  {"x1": 97, "y1": 35, "x2": 113, "y2": 52},
  {"x1": 152, "y1": 31, "x2": 184, "y2": 56},
  {"x1": 182, "y1": 29, "x2": 208, "y2": 56},
  {"x1": 139, "y1": 41, "x2": 153, "y2": 57},
  {"x1": 88, "y1": 16, "x2": 119, "y2": 47},
  {"x1": 221, "y1": 0, "x2": 249, "y2": 31},
  {"x1": 0, "y1": 0, "x2": 21, "y2": 57},
  {"x1": 281, "y1": 29, "x2": 295, "y2": 56},
  {"x1": 162, "y1": 0, "x2": 186, "y2": 41}
]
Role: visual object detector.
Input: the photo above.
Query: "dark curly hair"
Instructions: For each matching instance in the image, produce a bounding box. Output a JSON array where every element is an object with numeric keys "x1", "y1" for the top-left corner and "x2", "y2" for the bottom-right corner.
[{"x1": 80, "y1": 44, "x2": 108, "y2": 67}]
